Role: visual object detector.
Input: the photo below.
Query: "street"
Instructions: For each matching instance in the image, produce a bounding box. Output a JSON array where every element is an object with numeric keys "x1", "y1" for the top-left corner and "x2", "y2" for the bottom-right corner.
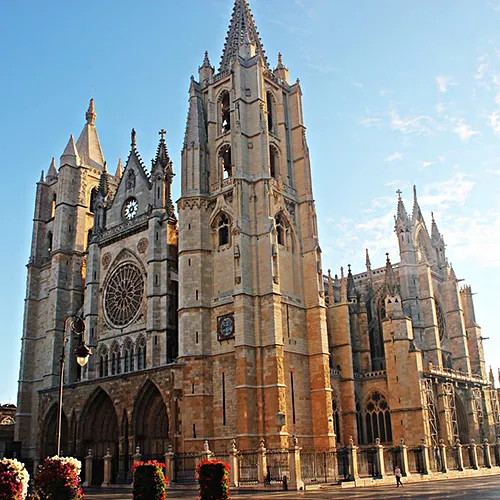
[{"x1": 85, "y1": 474, "x2": 500, "y2": 499}]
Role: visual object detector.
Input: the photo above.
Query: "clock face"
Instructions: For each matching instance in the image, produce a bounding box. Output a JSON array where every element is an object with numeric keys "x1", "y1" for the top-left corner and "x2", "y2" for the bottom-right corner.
[
  {"x1": 123, "y1": 198, "x2": 139, "y2": 220},
  {"x1": 217, "y1": 314, "x2": 235, "y2": 341}
]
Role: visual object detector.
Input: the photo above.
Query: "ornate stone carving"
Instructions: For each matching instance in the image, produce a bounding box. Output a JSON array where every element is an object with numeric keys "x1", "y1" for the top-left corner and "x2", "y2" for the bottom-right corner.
[
  {"x1": 137, "y1": 238, "x2": 148, "y2": 254},
  {"x1": 102, "y1": 252, "x2": 112, "y2": 269}
]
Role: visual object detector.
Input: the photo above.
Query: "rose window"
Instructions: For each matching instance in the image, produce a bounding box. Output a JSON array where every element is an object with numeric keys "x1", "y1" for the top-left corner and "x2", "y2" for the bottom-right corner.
[{"x1": 104, "y1": 263, "x2": 144, "y2": 327}]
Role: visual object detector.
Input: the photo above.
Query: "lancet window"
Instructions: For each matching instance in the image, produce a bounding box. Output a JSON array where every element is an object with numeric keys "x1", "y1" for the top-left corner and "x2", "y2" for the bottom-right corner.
[
  {"x1": 89, "y1": 187, "x2": 98, "y2": 213},
  {"x1": 269, "y1": 146, "x2": 278, "y2": 179},
  {"x1": 364, "y1": 391, "x2": 392, "y2": 443},
  {"x1": 137, "y1": 338, "x2": 147, "y2": 370},
  {"x1": 266, "y1": 91, "x2": 274, "y2": 132},
  {"x1": 99, "y1": 347, "x2": 109, "y2": 378},
  {"x1": 220, "y1": 145, "x2": 232, "y2": 179},
  {"x1": 221, "y1": 91, "x2": 231, "y2": 132},
  {"x1": 51, "y1": 194, "x2": 57, "y2": 218},
  {"x1": 276, "y1": 214, "x2": 286, "y2": 246},
  {"x1": 124, "y1": 340, "x2": 134, "y2": 373},
  {"x1": 111, "y1": 344, "x2": 121, "y2": 375},
  {"x1": 218, "y1": 213, "x2": 230, "y2": 247}
]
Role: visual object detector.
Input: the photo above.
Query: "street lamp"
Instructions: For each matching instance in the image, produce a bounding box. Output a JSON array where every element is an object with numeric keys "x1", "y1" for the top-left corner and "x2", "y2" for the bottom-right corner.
[{"x1": 56, "y1": 315, "x2": 92, "y2": 456}]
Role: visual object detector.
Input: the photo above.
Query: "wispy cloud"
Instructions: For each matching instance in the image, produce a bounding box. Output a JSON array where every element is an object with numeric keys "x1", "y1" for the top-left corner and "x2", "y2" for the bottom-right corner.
[
  {"x1": 380, "y1": 88, "x2": 393, "y2": 97},
  {"x1": 390, "y1": 109, "x2": 435, "y2": 135},
  {"x1": 358, "y1": 117, "x2": 382, "y2": 128},
  {"x1": 418, "y1": 160, "x2": 436, "y2": 169},
  {"x1": 386, "y1": 152, "x2": 403, "y2": 162},
  {"x1": 436, "y1": 75, "x2": 457, "y2": 93}
]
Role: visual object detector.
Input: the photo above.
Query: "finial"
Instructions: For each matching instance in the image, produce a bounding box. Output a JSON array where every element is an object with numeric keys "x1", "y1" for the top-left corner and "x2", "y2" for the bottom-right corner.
[
  {"x1": 131, "y1": 128, "x2": 137, "y2": 148},
  {"x1": 159, "y1": 129, "x2": 166, "y2": 141},
  {"x1": 86, "y1": 98, "x2": 96, "y2": 125},
  {"x1": 396, "y1": 189, "x2": 402, "y2": 200},
  {"x1": 431, "y1": 211, "x2": 435, "y2": 222},
  {"x1": 365, "y1": 249, "x2": 371, "y2": 269},
  {"x1": 413, "y1": 185, "x2": 417, "y2": 200},
  {"x1": 202, "y1": 51, "x2": 211, "y2": 67},
  {"x1": 347, "y1": 264, "x2": 352, "y2": 274},
  {"x1": 386, "y1": 252, "x2": 390, "y2": 264},
  {"x1": 278, "y1": 52, "x2": 283, "y2": 65},
  {"x1": 40, "y1": 170, "x2": 45, "y2": 183}
]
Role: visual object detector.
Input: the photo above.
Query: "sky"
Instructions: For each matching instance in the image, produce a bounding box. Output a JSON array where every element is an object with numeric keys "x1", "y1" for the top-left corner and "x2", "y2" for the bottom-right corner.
[{"x1": 1, "y1": 0, "x2": 500, "y2": 403}]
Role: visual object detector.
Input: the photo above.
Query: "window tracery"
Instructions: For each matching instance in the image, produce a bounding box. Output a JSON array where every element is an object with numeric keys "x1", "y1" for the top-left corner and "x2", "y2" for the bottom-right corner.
[
  {"x1": 99, "y1": 347, "x2": 109, "y2": 378},
  {"x1": 89, "y1": 188, "x2": 98, "y2": 213},
  {"x1": 137, "y1": 337, "x2": 147, "y2": 370},
  {"x1": 364, "y1": 391, "x2": 392, "y2": 443},
  {"x1": 220, "y1": 145, "x2": 232, "y2": 179},
  {"x1": 221, "y1": 91, "x2": 231, "y2": 132},
  {"x1": 104, "y1": 263, "x2": 145, "y2": 328},
  {"x1": 218, "y1": 213, "x2": 230, "y2": 247}
]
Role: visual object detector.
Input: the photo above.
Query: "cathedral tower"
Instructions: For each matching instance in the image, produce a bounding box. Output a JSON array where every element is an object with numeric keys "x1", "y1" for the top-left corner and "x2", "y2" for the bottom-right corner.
[{"x1": 177, "y1": 0, "x2": 334, "y2": 450}]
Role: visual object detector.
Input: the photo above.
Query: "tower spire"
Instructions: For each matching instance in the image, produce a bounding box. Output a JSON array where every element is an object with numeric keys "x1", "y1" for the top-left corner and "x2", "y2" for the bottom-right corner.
[
  {"x1": 219, "y1": 0, "x2": 268, "y2": 72},
  {"x1": 76, "y1": 98, "x2": 105, "y2": 169},
  {"x1": 46, "y1": 157, "x2": 58, "y2": 182},
  {"x1": 412, "y1": 185, "x2": 423, "y2": 221}
]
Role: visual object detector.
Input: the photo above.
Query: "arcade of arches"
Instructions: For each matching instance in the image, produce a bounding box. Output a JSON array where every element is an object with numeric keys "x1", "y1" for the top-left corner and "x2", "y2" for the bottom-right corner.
[{"x1": 39, "y1": 380, "x2": 172, "y2": 485}]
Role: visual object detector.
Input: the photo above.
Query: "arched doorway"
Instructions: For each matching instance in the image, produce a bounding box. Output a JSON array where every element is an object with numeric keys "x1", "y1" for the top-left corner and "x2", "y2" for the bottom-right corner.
[
  {"x1": 41, "y1": 405, "x2": 68, "y2": 458},
  {"x1": 80, "y1": 388, "x2": 119, "y2": 485},
  {"x1": 133, "y1": 381, "x2": 170, "y2": 460}
]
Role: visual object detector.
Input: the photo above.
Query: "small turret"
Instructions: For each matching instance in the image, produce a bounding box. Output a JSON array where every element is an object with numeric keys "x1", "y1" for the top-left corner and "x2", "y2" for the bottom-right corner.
[
  {"x1": 199, "y1": 51, "x2": 214, "y2": 85},
  {"x1": 46, "y1": 157, "x2": 58, "y2": 183},
  {"x1": 60, "y1": 135, "x2": 80, "y2": 167},
  {"x1": 274, "y1": 52, "x2": 290, "y2": 83},
  {"x1": 394, "y1": 189, "x2": 416, "y2": 264},
  {"x1": 115, "y1": 158, "x2": 123, "y2": 178},
  {"x1": 384, "y1": 253, "x2": 398, "y2": 296}
]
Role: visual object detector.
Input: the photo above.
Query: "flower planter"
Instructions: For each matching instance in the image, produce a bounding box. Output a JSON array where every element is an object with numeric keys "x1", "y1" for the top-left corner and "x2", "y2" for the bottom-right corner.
[
  {"x1": 197, "y1": 459, "x2": 230, "y2": 500},
  {"x1": 132, "y1": 460, "x2": 168, "y2": 500}
]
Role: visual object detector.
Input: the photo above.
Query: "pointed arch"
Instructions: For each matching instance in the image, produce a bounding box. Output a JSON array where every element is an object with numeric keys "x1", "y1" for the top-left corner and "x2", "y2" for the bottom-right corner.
[
  {"x1": 218, "y1": 144, "x2": 232, "y2": 179},
  {"x1": 218, "y1": 89, "x2": 231, "y2": 133},
  {"x1": 136, "y1": 335, "x2": 147, "y2": 370},
  {"x1": 89, "y1": 187, "x2": 99, "y2": 213},
  {"x1": 79, "y1": 387, "x2": 119, "y2": 458},
  {"x1": 455, "y1": 394, "x2": 469, "y2": 444},
  {"x1": 364, "y1": 390, "x2": 392, "y2": 444},
  {"x1": 40, "y1": 404, "x2": 68, "y2": 458},
  {"x1": 132, "y1": 380, "x2": 170, "y2": 457},
  {"x1": 123, "y1": 338, "x2": 134, "y2": 373},
  {"x1": 266, "y1": 90, "x2": 277, "y2": 133}
]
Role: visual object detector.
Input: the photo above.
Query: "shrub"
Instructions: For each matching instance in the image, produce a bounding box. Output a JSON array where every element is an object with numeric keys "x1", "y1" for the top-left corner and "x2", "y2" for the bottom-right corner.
[
  {"x1": 32, "y1": 456, "x2": 84, "y2": 500},
  {"x1": 131, "y1": 460, "x2": 168, "y2": 500},
  {"x1": 197, "y1": 459, "x2": 230, "y2": 500},
  {"x1": 0, "y1": 458, "x2": 29, "y2": 500}
]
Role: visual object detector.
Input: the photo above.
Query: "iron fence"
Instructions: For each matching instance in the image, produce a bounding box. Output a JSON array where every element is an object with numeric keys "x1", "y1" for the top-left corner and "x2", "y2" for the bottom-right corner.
[
  {"x1": 300, "y1": 449, "x2": 338, "y2": 484},
  {"x1": 357, "y1": 447, "x2": 379, "y2": 478},
  {"x1": 462, "y1": 446, "x2": 472, "y2": 469},
  {"x1": 173, "y1": 452, "x2": 198, "y2": 485},
  {"x1": 408, "y1": 447, "x2": 425, "y2": 474},
  {"x1": 266, "y1": 448, "x2": 289, "y2": 485},
  {"x1": 237, "y1": 450, "x2": 259, "y2": 485}
]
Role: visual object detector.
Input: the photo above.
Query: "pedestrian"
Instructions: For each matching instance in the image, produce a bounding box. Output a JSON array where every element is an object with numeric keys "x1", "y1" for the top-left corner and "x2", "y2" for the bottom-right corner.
[{"x1": 395, "y1": 466, "x2": 403, "y2": 487}]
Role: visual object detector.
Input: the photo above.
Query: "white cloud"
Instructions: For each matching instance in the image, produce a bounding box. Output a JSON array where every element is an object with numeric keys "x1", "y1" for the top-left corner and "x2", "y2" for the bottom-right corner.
[
  {"x1": 418, "y1": 160, "x2": 436, "y2": 169},
  {"x1": 380, "y1": 88, "x2": 393, "y2": 97},
  {"x1": 436, "y1": 75, "x2": 456, "y2": 93},
  {"x1": 453, "y1": 120, "x2": 479, "y2": 142},
  {"x1": 489, "y1": 111, "x2": 500, "y2": 135},
  {"x1": 386, "y1": 152, "x2": 403, "y2": 162},
  {"x1": 475, "y1": 55, "x2": 489, "y2": 81},
  {"x1": 418, "y1": 173, "x2": 474, "y2": 209},
  {"x1": 353, "y1": 81, "x2": 363, "y2": 88},
  {"x1": 495, "y1": 93, "x2": 500, "y2": 104}
]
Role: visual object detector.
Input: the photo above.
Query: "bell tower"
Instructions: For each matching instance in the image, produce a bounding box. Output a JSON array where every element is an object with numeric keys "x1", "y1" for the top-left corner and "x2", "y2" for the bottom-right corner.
[{"x1": 178, "y1": 0, "x2": 334, "y2": 451}]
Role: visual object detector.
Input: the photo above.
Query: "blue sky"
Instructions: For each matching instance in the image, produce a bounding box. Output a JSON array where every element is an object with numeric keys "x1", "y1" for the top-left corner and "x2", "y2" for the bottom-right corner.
[{"x1": 1, "y1": 0, "x2": 500, "y2": 403}]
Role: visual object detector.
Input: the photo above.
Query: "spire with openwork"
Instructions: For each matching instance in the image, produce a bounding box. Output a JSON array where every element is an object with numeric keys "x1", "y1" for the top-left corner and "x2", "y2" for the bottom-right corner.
[
  {"x1": 154, "y1": 129, "x2": 172, "y2": 170},
  {"x1": 219, "y1": 0, "x2": 268, "y2": 72}
]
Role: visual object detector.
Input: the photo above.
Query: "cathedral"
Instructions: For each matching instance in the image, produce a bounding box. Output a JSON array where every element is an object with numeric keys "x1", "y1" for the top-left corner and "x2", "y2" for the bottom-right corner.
[{"x1": 15, "y1": 0, "x2": 500, "y2": 486}]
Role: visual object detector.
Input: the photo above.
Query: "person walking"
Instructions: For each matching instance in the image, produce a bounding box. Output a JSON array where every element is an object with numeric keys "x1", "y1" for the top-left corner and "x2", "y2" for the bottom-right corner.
[{"x1": 395, "y1": 466, "x2": 403, "y2": 487}]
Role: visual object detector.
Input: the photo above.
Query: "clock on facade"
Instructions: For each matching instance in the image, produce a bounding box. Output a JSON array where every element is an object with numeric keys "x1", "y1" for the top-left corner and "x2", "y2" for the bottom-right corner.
[
  {"x1": 123, "y1": 198, "x2": 139, "y2": 220},
  {"x1": 217, "y1": 313, "x2": 235, "y2": 341}
]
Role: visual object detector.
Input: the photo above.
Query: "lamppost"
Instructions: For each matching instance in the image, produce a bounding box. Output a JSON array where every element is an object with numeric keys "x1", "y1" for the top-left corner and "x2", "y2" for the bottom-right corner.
[{"x1": 56, "y1": 315, "x2": 92, "y2": 456}]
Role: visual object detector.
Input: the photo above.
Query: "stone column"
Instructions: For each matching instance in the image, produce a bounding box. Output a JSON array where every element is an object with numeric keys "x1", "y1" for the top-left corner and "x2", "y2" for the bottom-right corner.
[
  {"x1": 288, "y1": 435, "x2": 304, "y2": 491},
  {"x1": 420, "y1": 439, "x2": 430, "y2": 474},
  {"x1": 470, "y1": 440, "x2": 479, "y2": 469},
  {"x1": 348, "y1": 436, "x2": 359, "y2": 481},
  {"x1": 133, "y1": 446, "x2": 142, "y2": 466},
  {"x1": 375, "y1": 438, "x2": 385, "y2": 478},
  {"x1": 257, "y1": 439, "x2": 267, "y2": 485},
  {"x1": 439, "y1": 439, "x2": 448, "y2": 473},
  {"x1": 229, "y1": 439, "x2": 239, "y2": 488},
  {"x1": 102, "y1": 449, "x2": 112, "y2": 487},
  {"x1": 483, "y1": 439, "x2": 492, "y2": 468},
  {"x1": 83, "y1": 449, "x2": 93, "y2": 488},
  {"x1": 165, "y1": 445, "x2": 174, "y2": 485},
  {"x1": 454, "y1": 439, "x2": 464, "y2": 471},
  {"x1": 399, "y1": 438, "x2": 410, "y2": 477}
]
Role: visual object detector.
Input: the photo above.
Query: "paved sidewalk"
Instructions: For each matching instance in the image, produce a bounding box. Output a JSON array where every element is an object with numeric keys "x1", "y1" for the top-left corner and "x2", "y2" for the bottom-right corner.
[{"x1": 84, "y1": 474, "x2": 500, "y2": 499}]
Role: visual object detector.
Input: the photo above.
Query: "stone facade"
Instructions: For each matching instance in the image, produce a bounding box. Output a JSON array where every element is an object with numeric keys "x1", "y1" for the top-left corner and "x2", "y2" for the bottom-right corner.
[{"x1": 15, "y1": 0, "x2": 500, "y2": 487}]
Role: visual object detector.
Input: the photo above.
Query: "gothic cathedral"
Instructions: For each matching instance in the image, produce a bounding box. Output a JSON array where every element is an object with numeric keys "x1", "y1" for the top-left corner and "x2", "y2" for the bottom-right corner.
[{"x1": 15, "y1": 0, "x2": 500, "y2": 485}]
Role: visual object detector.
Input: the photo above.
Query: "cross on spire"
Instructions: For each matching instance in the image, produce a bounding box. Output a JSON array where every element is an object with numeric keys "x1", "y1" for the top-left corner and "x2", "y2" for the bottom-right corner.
[
  {"x1": 396, "y1": 189, "x2": 402, "y2": 199},
  {"x1": 159, "y1": 129, "x2": 166, "y2": 140}
]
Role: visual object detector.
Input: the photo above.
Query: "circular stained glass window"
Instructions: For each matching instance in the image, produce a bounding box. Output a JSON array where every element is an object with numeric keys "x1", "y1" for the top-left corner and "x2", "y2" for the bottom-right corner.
[{"x1": 104, "y1": 263, "x2": 144, "y2": 327}]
